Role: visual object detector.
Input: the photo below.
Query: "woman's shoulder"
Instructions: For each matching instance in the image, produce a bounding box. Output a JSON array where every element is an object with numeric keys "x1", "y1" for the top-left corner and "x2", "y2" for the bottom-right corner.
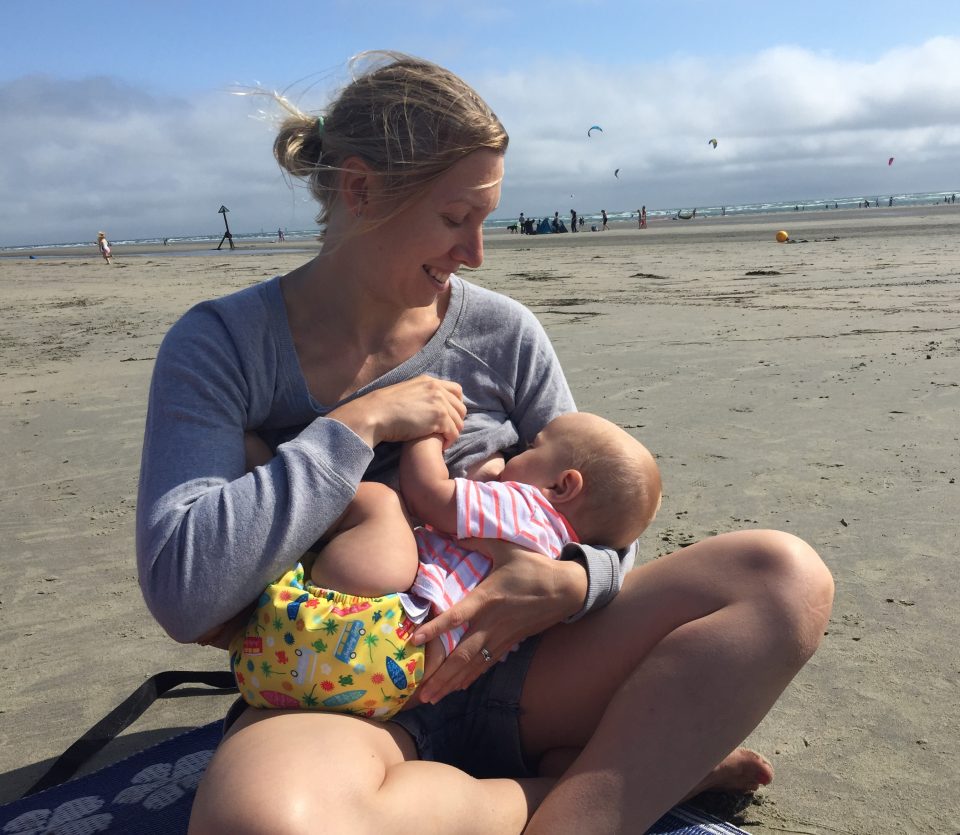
[
  {"x1": 166, "y1": 277, "x2": 282, "y2": 344},
  {"x1": 159, "y1": 277, "x2": 287, "y2": 373}
]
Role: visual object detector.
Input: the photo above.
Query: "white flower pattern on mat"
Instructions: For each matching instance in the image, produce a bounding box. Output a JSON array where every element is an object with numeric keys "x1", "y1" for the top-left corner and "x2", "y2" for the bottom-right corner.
[
  {"x1": 2, "y1": 795, "x2": 112, "y2": 835},
  {"x1": 112, "y1": 750, "x2": 214, "y2": 811}
]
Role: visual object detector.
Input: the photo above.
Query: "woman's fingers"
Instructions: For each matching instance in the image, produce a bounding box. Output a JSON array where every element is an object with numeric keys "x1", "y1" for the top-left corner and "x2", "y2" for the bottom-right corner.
[
  {"x1": 328, "y1": 375, "x2": 465, "y2": 447},
  {"x1": 413, "y1": 591, "x2": 490, "y2": 702},
  {"x1": 387, "y1": 376, "x2": 465, "y2": 443},
  {"x1": 413, "y1": 550, "x2": 588, "y2": 702}
]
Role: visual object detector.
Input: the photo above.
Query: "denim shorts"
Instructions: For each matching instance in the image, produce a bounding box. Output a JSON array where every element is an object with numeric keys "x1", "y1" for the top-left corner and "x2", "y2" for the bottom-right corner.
[
  {"x1": 389, "y1": 635, "x2": 540, "y2": 778},
  {"x1": 223, "y1": 634, "x2": 540, "y2": 779}
]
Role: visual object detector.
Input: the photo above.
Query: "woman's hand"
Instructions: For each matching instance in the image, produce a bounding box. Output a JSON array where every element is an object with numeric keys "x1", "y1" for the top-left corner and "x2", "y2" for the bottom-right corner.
[
  {"x1": 412, "y1": 540, "x2": 589, "y2": 703},
  {"x1": 329, "y1": 375, "x2": 466, "y2": 450}
]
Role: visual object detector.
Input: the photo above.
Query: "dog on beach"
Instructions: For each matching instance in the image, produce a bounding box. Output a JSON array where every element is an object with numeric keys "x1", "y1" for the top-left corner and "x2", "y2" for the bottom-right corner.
[{"x1": 507, "y1": 224, "x2": 518, "y2": 233}]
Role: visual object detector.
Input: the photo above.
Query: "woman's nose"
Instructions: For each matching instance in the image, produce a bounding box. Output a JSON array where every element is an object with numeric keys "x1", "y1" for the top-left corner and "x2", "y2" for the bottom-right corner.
[{"x1": 453, "y1": 227, "x2": 484, "y2": 269}]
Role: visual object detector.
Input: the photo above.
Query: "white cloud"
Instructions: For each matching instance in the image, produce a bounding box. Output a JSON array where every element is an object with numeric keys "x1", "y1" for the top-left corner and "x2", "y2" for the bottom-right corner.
[
  {"x1": 2, "y1": 37, "x2": 959, "y2": 245},
  {"x1": 482, "y1": 36, "x2": 960, "y2": 214},
  {"x1": 0, "y1": 76, "x2": 315, "y2": 246}
]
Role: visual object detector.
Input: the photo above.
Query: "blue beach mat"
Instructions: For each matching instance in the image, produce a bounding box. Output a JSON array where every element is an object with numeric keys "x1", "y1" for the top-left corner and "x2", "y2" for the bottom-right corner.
[{"x1": 1, "y1": 673, "x2": 750, "y2": 834}]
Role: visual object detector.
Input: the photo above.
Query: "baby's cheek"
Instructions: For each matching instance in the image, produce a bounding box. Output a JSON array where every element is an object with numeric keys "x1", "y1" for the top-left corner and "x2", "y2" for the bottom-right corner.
[{"x1": 466, "y1": 455, "x2": 505, "y2": 482}]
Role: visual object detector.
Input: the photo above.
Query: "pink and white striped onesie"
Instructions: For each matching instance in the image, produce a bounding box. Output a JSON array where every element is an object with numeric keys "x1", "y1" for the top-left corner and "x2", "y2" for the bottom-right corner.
[{"x1": 407, "y1": 477, "x2": 578, "y2": 656}]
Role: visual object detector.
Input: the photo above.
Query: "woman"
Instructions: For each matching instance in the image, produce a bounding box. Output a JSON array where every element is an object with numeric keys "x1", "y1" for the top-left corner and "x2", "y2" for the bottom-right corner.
[{"x1": 136, "y1": 52, "x2": 833, "y2": 834}]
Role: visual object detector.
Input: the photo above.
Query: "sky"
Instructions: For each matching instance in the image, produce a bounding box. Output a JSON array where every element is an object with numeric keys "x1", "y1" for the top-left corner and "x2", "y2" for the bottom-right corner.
[{"x1": 2, "y1": 0, "x2": 959, "y2": 246}]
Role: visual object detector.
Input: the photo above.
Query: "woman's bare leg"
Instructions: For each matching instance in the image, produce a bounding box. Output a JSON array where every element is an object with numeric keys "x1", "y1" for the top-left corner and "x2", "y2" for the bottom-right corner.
[
  {"x1": 520, "y1": 530, "x2": 834, "y2": 833},
  {"x1": 189, "y1": 707, "x2": 552, "y2": 835}
]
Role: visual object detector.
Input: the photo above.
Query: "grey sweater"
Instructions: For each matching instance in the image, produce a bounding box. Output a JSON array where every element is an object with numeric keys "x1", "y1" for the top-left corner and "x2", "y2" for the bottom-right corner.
[{"x1": 136, "y1": 275, "x2": 634, "y2": 642}]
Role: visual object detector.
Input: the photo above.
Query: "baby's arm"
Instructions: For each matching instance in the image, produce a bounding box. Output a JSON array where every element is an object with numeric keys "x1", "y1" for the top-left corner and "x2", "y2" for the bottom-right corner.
[{"x1": 399, "y1": 435, "x2": 458, "y2": 535}]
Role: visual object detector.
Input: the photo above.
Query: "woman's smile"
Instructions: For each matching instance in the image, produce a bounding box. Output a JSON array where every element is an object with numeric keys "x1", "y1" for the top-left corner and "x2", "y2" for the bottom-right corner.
[{"x1": 423, "y1": 264, "x2": 457, "y2": 289}]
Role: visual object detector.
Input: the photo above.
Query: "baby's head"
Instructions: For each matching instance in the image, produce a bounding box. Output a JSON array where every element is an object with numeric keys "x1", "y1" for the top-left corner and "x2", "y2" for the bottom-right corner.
[{"x1": 500, "y1": 412, "x2": 661, "y2": 549}]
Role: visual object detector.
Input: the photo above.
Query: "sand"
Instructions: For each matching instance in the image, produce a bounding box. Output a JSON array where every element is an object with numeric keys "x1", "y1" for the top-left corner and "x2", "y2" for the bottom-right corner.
[{"x1": 1, "y1": 207, "x2": 958, "y2": 833}]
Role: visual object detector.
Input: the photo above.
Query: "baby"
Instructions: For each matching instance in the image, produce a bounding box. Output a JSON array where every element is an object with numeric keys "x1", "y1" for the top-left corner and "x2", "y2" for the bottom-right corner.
[{"x1": 230, "y1": 412, "x2": 661, "y2": 719}]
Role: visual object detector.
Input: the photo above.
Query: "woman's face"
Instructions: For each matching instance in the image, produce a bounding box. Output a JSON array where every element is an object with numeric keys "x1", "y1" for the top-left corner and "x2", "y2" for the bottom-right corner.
[{"x1": 366, "y1": 150, "x2": 503, "y2": 307}]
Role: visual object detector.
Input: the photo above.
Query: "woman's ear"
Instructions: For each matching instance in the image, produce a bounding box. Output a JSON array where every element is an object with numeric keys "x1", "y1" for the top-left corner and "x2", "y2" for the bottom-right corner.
[
  {"x1": 339, "y1": 156, "x2": 375, "y2": 217},
  {"x1": 545, "y1": 469, "x2": 583, "y2": 505}
]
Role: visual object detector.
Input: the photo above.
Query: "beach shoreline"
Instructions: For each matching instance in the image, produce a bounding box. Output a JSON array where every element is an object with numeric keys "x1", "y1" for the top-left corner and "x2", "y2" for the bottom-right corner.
[
  {"x1": 3, "y1": 202, "x2": 959, "y2": 260},
  {"x1": 1, "y1": 208, "x2": 958, "y2": 833}
]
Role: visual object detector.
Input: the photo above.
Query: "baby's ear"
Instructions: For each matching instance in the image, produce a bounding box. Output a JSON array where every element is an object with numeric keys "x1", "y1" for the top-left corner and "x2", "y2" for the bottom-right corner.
[{"x1": 546, "y1": 469, "x2": 584, "y2": 504}]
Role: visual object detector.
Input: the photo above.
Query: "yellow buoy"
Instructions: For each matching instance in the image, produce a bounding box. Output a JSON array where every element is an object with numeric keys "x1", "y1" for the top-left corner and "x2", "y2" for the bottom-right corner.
[{"x1": 776, "y1": 230, "x2": 789, "y2": 243}]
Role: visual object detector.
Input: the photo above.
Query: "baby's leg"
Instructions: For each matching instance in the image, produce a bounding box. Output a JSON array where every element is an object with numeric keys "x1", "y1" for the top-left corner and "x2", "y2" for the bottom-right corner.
[{"x1": 311, "y1": 482, "x2": 419, "y2": 597}]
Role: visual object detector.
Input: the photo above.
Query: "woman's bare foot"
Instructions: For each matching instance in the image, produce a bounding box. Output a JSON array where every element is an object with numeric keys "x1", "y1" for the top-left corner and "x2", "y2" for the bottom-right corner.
[{"x1": 684, "y1": 749, "x2": 774, "y2": 800}]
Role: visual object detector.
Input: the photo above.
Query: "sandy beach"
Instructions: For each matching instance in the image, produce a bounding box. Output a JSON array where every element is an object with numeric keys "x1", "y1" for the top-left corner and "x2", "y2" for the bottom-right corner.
[{"x1": 1, "y1": 206, "x2": 958, "y2": 833}]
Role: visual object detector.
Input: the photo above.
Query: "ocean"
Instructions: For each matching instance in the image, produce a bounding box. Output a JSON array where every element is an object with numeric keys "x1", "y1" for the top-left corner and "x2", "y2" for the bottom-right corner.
[
  {"x1": 2, "y1": 189, "x2": 956, "y2": 254},
  {"x1": 487, "y1": 189, "x2": 960, "y2": 230}
]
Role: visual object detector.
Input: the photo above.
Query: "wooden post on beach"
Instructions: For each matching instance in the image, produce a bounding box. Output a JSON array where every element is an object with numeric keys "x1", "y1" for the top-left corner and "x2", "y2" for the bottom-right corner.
[{"x1": 217, "y1": 205, "x2": 235, "y2": 250}]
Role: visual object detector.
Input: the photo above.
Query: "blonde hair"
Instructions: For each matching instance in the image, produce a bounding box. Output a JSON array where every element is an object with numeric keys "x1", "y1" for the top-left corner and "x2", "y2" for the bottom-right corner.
[{"x1": 271, "y1": 52, "x2": 508, "y2": 229}]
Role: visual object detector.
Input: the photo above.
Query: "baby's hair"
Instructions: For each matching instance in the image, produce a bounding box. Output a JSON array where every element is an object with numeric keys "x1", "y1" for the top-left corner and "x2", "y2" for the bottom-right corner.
[
  {"x1": 556, "y1": 415, "x2": 662, "y2": 550},
  {"x1": 270, "y1": 51, "x2": 508, "y2": 230}
]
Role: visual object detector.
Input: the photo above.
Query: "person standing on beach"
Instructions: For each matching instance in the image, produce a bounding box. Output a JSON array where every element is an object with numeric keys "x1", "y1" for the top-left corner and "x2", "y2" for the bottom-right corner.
[
  {"x1": 601, "y1": 208, "x2": 609, "y2": 230},
  {"x1": 137, "y1": 52, "x2": 833, "y2": 834},
  {"x1": 96, "y1": 231, "x2": 111, "y2": 264},
  {"x1": 570, "y1": 208, "x2": 577, "y2": 232},
  {"x1": 640, "y1": 205, "x2": 647, "y2": 228}
]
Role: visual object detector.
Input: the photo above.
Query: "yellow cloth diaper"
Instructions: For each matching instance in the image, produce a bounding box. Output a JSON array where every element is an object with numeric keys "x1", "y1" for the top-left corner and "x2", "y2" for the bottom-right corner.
[{"x1": 230, "y1": 563, "x2": 425, "y2": 719}]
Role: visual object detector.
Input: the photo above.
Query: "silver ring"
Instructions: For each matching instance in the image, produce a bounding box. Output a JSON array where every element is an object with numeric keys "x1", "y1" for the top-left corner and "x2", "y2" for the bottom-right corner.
[{"x1": 480, "y1": 647, "x2": 492, "y2": 662}]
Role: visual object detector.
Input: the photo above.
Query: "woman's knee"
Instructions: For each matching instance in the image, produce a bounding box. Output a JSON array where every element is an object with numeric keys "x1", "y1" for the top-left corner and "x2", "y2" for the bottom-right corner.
[
  {"x1": 737, "y1": 529, "x2": 834, "y2": 653},
  {"x1": 189, "y1": 713, "x2": 412, "y2": 835},
  {"x1": 189, "y1": 745, "x2": 313, "y2": 835}
]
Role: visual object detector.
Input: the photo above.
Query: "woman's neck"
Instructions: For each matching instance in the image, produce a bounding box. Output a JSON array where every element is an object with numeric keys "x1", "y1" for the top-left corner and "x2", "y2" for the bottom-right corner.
[{"x1": 280, "y1": 252, "x2": 448, "y2": 404}]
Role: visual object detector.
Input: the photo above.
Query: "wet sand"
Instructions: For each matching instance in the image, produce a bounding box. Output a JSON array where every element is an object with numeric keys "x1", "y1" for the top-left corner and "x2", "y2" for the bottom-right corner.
[{"x1": 1, "y1": 205, "x2": 958, "y2": 833}]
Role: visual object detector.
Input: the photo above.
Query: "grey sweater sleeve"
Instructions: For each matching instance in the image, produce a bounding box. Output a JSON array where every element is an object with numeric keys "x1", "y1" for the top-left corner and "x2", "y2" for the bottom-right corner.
[
  {"x1": 561, "y1": 540, "x2": 637, "y2": 621},
  {"x1": 136, "y1": 304, "x2": 372, "y2": 642}
]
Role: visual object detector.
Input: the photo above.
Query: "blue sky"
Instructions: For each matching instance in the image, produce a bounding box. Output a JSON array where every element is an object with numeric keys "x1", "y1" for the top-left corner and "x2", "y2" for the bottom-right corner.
[{"x1": 2, "y1": 1, "x2": 959, "y2": 245}]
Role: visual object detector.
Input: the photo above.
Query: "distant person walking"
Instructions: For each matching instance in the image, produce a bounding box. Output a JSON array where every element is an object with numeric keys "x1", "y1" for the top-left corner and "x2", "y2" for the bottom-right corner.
[
  {"x1": 640, "y1": 206, "x2": 647, "y2": 229},
  {"x1": 570, "y1": 208, "x2": 577, "y2": 232},
  {"x1": 97, "y1": 231, "x2": 112, "y2": 264},
  {"x1": 278, "y1": 228, "x2": 285, "y2": 242},
  {"x1": 601, "y1": 209, "x2": 609, "y2": 230}
]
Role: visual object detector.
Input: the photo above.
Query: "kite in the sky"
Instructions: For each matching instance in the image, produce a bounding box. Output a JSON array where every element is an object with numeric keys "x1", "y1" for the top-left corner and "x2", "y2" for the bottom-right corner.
[
  {"x1": 587, "y1": 125, "x2": 603, "y2": 137},
  {"x1": 614, "y1": 168, "x2": 620, "y2": 178},
  {"x1": 708, "y1": 138, "x2": 718, "y2": 148},
  {"x1": 888, "y1": 157, "x2": 895, "y2": 166}
]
